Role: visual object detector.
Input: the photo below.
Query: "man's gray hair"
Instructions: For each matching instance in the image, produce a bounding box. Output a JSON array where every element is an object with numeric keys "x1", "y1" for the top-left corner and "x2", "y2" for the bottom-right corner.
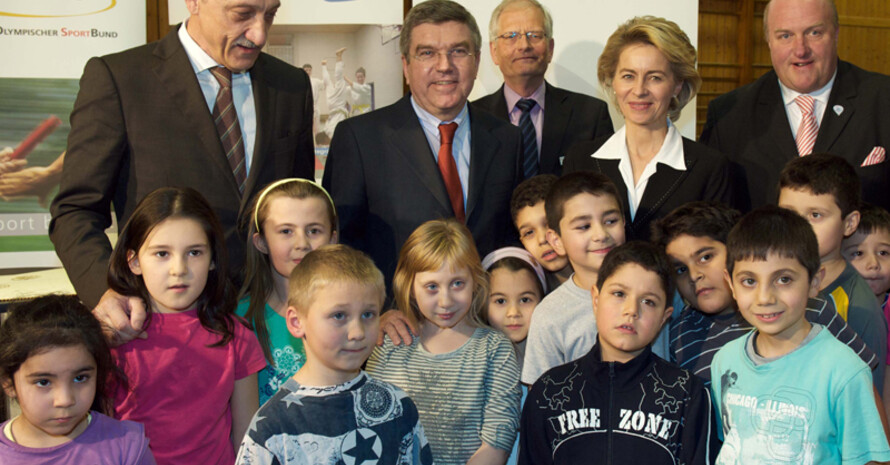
[{"x1": 488, "y1": 0, "x2": 553, "y2": 42}]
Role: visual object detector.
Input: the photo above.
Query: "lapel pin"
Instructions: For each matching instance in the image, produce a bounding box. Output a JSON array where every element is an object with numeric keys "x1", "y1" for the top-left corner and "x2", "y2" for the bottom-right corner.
[{"x1": 833, "y1": 105, "x2": 844, "y2": 116}]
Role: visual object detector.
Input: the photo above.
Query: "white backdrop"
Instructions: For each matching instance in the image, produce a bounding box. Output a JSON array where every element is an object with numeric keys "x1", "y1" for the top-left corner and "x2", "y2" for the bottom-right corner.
[{"x1": 168, "y1": 0, "x2": 404, "y2": 27}]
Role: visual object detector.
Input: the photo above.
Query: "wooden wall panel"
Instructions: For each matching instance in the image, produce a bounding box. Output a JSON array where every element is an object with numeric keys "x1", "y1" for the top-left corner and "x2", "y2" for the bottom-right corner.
[{"x1": 697, "y1": 0, "x2": 890, "y2": 137}]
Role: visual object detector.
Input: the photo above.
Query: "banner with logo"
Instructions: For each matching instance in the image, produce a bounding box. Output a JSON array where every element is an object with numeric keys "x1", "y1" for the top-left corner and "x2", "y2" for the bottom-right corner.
[{"x1": 0, "y1": 1, "x2": 145, "y2": 269}]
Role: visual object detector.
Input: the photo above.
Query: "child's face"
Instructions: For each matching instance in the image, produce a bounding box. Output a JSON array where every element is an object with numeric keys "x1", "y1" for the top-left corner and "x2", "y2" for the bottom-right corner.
[
  {"x1": 591, "y1": 263, "x2": 671, "y2": 363},
  {"x1": 665, "y1": 234, "x2": 735, "y2": 315},
  {"x1": 727, "y1": 253, "x2": 820, "y2": 343},
  {"x1": 287, "y1": 282, "x2": 380, "y2": 385},
  {"x1": 778, "y1": 187, "x2": 858, "y2": 261},
  {"x1": 254, "y1": 196, "x2": 337, "y2": 280},
  {"x1": 515, "y1": 202, "x2": 569, "y2": 273},
  {"x1": 3, "y1": 345, "x2": 96, "y2": 447},
  {"x1": 356, "y1": 71, "x2": 366, "y2": 84},
  {"x1": 413, "y1": 262, "x2": 474, "y2": 330},
  {"x1": 843, "y1": 229, "x2": 890, "y2": 296},
  {"x1": 487, "y1": 267, "x2": 542, "y2": 343},
  {"x1": 549, "y1": 193, "x2": 625, "y2": 278},
  {"x1": 128, "y1": 217, "x2": 212, "y2": 313}
]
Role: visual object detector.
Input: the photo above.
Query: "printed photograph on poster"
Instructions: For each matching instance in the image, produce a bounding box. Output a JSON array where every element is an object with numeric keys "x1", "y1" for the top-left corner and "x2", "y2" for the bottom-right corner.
[
  {"x1": 264, "y1": 23, "x2": 403, "y2": 178},
  {"x1": 0, "y1": 78, "x2": 76, "y2": 269}
]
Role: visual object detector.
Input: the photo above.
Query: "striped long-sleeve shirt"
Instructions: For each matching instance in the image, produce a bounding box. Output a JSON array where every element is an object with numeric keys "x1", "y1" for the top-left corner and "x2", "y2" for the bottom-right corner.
[{"x1": 366, "y1": 327, "x2": 521, "y2": 465}]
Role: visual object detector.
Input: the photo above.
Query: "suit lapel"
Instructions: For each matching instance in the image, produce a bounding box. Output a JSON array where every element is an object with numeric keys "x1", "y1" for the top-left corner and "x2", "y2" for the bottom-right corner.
[
  {"x1": 244, "y1": 57, "x2": 273, "y2": 212},
  {"x1": 466, "y1": 107, "x2": 501, "y2": 221},
  {"x1": 755, "y1": 77, "x2": 799, "y2": 162},
  {"x1": 389, "y1": 97, "x2": 453, "y2": 214},
  {"x1": 593, "y1": 158, "x2": 631, "y2": 221},
  {"x1": 634, "y1": 154, "x2": 694, "y2": 232},
  {"x1": 815, "y1": 62, "x2": 856, "y2": 154},
  {"x1": 541, "y1": 83, "x2": 571, "y2": 173},
  {"x1": 151, "y1": 29, "x2": 240, "y2": 196},
  {"x1": 490, "y1": 85, "x2": 510, "y2": 122}
]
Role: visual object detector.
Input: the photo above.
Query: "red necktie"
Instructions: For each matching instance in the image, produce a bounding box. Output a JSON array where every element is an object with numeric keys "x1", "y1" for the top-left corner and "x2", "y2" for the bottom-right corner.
[
  {"x1": 437, "y1": 122, "x2": 465, "y2": 223},
  {"x1": 795, "y1": 94, "x2": 818, "y2": 157},
  {"x1": 209, "y1": 67, "x2": 247, "y2": 194}
]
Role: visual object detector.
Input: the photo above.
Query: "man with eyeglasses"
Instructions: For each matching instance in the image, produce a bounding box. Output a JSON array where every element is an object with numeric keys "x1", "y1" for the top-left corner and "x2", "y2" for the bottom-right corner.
[
  {"x1": 322, "y1": 0, "x2": 523, "y2": 299},
  {"x1": 475, "y1": 0, "x2": 613, "y2": 177}
]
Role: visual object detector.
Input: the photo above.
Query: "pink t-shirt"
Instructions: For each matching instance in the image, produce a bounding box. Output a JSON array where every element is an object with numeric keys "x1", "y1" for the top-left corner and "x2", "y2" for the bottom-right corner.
[{"x1": 113, "y1": 309, "x2": 265, "y2": 465}]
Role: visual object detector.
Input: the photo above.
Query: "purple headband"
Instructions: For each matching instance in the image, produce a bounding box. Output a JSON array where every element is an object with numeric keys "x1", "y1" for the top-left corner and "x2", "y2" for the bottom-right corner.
[{"x1": 481, "y1": 246, "x2": 547, "y2": 294}]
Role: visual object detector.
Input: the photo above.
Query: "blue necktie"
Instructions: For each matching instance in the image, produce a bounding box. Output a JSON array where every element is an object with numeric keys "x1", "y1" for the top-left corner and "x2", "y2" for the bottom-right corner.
[{"x1": 515, "y1": 98, "x2": 539, "y2": 179}]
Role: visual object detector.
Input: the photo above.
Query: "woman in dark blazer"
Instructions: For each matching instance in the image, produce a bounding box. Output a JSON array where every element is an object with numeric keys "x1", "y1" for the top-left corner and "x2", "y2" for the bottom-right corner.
[{"x1": 563, "y1": 16, "x2": 733, "y2": 241}]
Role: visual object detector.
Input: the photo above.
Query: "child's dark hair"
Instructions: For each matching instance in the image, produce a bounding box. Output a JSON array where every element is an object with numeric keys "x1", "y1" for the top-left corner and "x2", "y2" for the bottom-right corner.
[
  {"x1": 726, "y1": 205, "x2": 821, "y2": 279},
  {"x1": 778, "y1": 153, "x2": 861, "y2": 218},
  {"x1": 546, "y1": 171, "x2": 622, "y2": 234},
  {"x1": 107, "y1": 187, "x2": 236, "y2": 346},
  {"x1": 489, "y1": 257, "x2": 545, "y2": 296},
  {"x1": 596, "y1": 241, "x2": 674, "y2": 299},
  {"x1": 651, "y1": 201, "x2": 741, "y2": 249},
  {"x1": 510, "y1": 174, "x2": 558, "y2": 222},
  {"x1": 240, "y1": 179, "x2": 338, "y2": 362},
  {"x1": 856, "y1": 202, "x2": 890, "y2": 236},
  {"x1": 0, "y1": 295, "x2": 120, "y2": 415}
]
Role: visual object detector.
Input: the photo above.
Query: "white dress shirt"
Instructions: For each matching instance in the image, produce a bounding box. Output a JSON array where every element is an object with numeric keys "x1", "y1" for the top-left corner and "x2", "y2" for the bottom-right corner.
[
  {"x1": 779, "y1": 72, "x2": 836, "y2": 140},
  {"x1": 411, "y1": 98, "x2": 471, "y2": 209}
]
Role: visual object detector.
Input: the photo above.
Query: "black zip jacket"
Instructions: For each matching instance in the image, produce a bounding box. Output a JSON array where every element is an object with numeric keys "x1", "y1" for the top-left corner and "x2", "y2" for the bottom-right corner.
[{"x1": 519, "y1": 343, "x2": 719, "y2": 465}]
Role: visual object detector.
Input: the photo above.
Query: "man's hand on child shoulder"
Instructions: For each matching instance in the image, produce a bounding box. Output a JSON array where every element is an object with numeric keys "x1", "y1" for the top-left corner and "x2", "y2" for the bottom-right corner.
[
  {"x1": 377, "y1": 310, "x2": 418, "y2": 346},
  {"x1": 93, "y1": 289, "x2": 148, "y2": 346}
]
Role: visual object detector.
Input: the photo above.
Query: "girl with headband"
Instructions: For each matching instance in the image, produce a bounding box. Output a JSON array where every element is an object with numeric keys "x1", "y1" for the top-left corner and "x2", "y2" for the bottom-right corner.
[{"x1": 237, "y1": 178, "x2": 339, "y2": 405}]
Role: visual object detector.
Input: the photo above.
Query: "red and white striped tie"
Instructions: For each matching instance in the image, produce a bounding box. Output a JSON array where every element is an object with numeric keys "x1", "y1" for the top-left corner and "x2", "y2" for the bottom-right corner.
[{"x1": 795, "y1": 95, "x2": 818, "y2": 156}]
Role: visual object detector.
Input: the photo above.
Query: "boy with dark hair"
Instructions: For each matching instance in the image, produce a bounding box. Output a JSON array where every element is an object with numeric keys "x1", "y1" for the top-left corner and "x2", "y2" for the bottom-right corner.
[
  {"x1": 520, "y1": 241, "x2": 719, "y2": 465},
  {"x1": 510, "y1": 174, "x2": 572, "y2": 290},
  {"x1": 652, "y1": 201, "x2": 877, "y2": 385},
  {"x1": 843, "y1": 202, "x2": 890, "y2": 412},
  {"x1": 522, "y1": 172, "x2": 625, "y2": 384},
  {"x1": 236, "y1": 245, "x2": 433, "y2": 465},
  {"x1": 712, "y1": 206, "x2": 890, "y2": 464},
  {"x1": 778, "y1": 153, "x2": 887, "y2": 391}
]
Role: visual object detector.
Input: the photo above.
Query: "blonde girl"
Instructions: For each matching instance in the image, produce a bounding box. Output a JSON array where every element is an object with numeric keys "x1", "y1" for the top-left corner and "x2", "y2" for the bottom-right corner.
[
  {"x1": 366, "y1": 218, "x2": 521, "y2": 465},
  {"x1": 238, "y1": 178, "x2": 338, "y2": 404}
]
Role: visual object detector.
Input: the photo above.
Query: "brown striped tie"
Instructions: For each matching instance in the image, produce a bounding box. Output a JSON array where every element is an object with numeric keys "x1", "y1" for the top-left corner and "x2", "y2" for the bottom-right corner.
[{"x1": 209, "y1": 67, "x2": 246, "y2": 193}]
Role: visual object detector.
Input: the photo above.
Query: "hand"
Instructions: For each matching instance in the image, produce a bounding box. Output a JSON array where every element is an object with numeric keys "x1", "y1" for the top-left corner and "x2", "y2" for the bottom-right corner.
[
  {"x1": 376, "y1": 309, "x2": 418, "y2": 346},
  {"x1": 0, "y1": 151, "x2": 64, "y2": 207},
  {"x1": 335, "y1": 47, "x2": 347, "y2": 60},
  {"x1": 93, "y1": 289, "x2": 148, "y2": 346},
  {"x1": 0, "y1": 147, "x2": 26, "y2": 176}
]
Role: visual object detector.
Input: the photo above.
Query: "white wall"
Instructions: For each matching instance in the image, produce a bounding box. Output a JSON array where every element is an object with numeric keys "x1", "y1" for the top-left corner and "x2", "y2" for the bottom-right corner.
[
  {"x1": 168, "y1": 0, "x2": 403, "y2": 26},
  {"x1": 353, "y1": 25, "x2": 405, "y2": 109}
]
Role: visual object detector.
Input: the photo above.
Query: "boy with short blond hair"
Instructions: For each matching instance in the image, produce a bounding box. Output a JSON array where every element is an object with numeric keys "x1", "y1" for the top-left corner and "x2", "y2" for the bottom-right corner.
[
  {"x1": 510, "y1": 174, "x2": 573, "y2": 290},
  {"x1": 520, "y1": 242, "x2": 719, "y2": 465},
  {"x1": 522, "y1": 172, "x2": 626, "y2": 384},
  {"x1": 778, "y1": 153, "x2": 887, "y2": 391},
  {"x1": 712, "y1": 206, "x2": 890, "y2": 464},
  {"x1": 652, "y1": 201, "x2": 877, "y2": 385},
  {"x1": 236, "y1": 245, "x2": 433, "y2": 465}
]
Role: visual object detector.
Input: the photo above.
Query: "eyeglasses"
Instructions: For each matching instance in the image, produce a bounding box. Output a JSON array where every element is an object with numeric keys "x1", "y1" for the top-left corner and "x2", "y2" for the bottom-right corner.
[
  {"x1": 496, "y1": 31, "x2": 547, "y2": 45},
  {"x1": 412, "y1": 48, "x2": 475, "y2": 63}
]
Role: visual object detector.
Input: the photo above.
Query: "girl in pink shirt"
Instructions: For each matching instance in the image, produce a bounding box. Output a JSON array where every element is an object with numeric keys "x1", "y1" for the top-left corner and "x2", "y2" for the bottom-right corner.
[{"x1": 107, "y1": 187, "x2": 265, "y2": 465}]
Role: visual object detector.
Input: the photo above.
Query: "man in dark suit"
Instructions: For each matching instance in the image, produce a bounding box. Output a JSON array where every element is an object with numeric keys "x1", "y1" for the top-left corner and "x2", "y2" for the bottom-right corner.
[
  {"x1": 322, "y1": 0, "x2": 522, "y2": 294},
  {"x1": 701, "y1": 0, "x2": 890, "y2": 212},
  {"x1": 50, "y1": 0, "x2": 314, "y2": 337},
  {"x1": 473, "y1": 0, "x2": 612, "y2": 176}
]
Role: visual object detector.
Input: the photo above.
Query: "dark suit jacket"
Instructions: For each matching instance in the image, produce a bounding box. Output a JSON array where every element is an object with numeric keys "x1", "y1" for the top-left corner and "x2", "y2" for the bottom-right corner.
[
  {"x1": 322, "y1": 95, "x2": 523, "y2": 289},
  {"x1": 49, "y1": 27, "x2": 315, "y2": 307},
  {"x1": 563, "y1": 135, "x2": 734, "y2": 241},
  {"x1": 472, "y1": 82, "x2": 613, "y2": 175},
  {"x1": 700, "y1": 60, "x2": 890, "y2": 212}
]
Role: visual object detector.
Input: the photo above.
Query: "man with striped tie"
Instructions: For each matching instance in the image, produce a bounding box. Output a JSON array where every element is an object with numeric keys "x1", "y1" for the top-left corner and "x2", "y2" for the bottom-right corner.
[
  {"x1": 50, "y1": 0, "x2": 315, "y2": 343},
  {"x1": 473, "y1": 0, "x2": 613, "y2": 177},
  {"x1": 701, "y1": 0, "x2": 890, "y2": 212}
]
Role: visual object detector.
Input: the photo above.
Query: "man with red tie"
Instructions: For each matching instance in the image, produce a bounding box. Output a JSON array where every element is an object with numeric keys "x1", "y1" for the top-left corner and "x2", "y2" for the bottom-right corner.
[{"x1": 322, "y1": 0, "x2": 522, "y2": 293}]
